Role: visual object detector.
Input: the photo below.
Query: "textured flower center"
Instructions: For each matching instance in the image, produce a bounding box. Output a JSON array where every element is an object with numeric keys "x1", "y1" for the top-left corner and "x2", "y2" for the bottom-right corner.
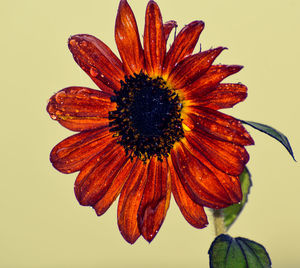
[{"x1": 109, "y1": 72, "x2": 184, "y2": 161}]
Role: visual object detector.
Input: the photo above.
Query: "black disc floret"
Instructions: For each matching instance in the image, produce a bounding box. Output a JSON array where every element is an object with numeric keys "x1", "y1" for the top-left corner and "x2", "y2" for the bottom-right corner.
[{"x1": 109, "y1": 72, "x2": 184, "y2": 161}]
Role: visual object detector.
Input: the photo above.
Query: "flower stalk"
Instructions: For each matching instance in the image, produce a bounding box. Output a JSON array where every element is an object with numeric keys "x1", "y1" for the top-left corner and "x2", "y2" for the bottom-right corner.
[{"x1": 212, "y1": 209, "x2": 226, "y2": 236}]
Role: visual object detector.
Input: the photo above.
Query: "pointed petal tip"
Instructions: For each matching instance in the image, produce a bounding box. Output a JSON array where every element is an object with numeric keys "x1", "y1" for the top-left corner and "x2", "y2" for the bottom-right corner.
[
  {"x1": 231, "y1": 65, "x2": 244, "y2": 72},
  {"x1": 145, "y1": 234, "x2": 156, "y2": 243},
  {"x1": 119, "y1": 0, "x2": 128, "y2": 5},
  {"x1": 247, "y1": 134, "x2": 255, "y2": 145},
  {"x1": 120, "y1": 230, "x2": 140, "y2": 244},
  {"x1": 115, "y1": 0, "x2": 145, "y2": 75},
  {"x1": 167, "y1": 20, "x2": 178, "y2": 27},
  {"x1": 214, "y1": 46, "x2": 227, "y2": 55},
  {"x1": 68, "y1": 34, "x2": 83, "y2": 48},
  {"x1": 146, "y1": 0, "x2": 160, "y2": 11},
  {"x1": 192, "y1": 20, "x2": 205, "y2": 28},
  {"x1": 68, "y1": 36, "x2": 75, "y2": 47}
]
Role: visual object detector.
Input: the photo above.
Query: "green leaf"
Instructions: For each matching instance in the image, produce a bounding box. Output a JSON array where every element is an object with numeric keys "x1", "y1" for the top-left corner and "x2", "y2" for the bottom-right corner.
[
  {"x1": 222, "y1": 167, "x2": 252, "y2": 230},
  {"x1": 241, "y1": 120, "x2": 295, "y2": 161},
  {"x1": 208, "y1": 234, "x2": 272, "y2": 268}
]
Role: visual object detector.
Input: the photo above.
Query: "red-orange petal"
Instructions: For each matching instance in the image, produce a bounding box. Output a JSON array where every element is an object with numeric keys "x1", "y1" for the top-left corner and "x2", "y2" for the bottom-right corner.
[
  {"x1": 167, "y1": 47, "x2": 225, "y2": 89},
  {"x1": 163, "y1": 20, "x2": 177, "y2": 44},
  {"x1": 182, "y1": 138, "x2": 242, "y2": 203},
  {"x1": 188, "y1": 83, "x2": 248, "y2": 110},
  {"x1": 144, "y1": 0, "x2": 166, "y2": 77},
  {"x1": 163, "y1": 20, "x2": 204, "y2": 77},
  {"x1": 47, "y1": 87, "x2": 114, "y2": 131},
  {"x1": 68, "y1": 35, "x2": 124, "y2": 94},
  {"x1": 185, "y1": 131, "x2": 249, "y2": 176},
  {"x1": 137, "y1": 158, "x2": 171, "y2": 242},
  {"x1": 188, "y1": 106, "x2": 254, "y2": 146},
  {"x1": 50, "y1": 127, "x2": 114, "y2": 174},
  {"x1": 93, "y1": 158, "x2": 137, "y2": 216},
  {"x1": 115, "y1": 0, "x2": 145, "y2": 76},
  {"x1": 171, "y1": 142, "x2": 234, "y2": 209},
  {"x1": 182, "y1": 65, "x2": 243, "y2": 98},
  {"x1": 168, "y1": 158, "x2": 208, "y2": 228},
  {"x1": 118, "y1": 160, "x2": 149, "y2": 244},
  {"x1": 74, "y1": 141, "x2": 126, "y2": 206}
]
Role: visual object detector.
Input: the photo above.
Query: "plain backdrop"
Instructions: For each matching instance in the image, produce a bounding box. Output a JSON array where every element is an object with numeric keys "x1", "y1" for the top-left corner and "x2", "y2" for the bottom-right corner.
[{"x1": 1, "y1": 0, "x2": 299, "y2": 267}]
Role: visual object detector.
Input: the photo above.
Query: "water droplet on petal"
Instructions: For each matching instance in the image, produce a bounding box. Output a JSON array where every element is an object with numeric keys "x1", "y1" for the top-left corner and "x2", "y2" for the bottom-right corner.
[
  {"x1": 55, "y1": 91, "x2": 66, "y2": 102},
  {"x1": 90, "y1": 67, "x2": 98, "y2": 77}
]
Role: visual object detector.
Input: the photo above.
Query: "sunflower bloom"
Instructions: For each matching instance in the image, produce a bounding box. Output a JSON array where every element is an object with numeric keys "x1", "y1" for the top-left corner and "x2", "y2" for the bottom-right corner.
[{"x1": 47, "y1": 0, "x2": 254, "y2": 244}]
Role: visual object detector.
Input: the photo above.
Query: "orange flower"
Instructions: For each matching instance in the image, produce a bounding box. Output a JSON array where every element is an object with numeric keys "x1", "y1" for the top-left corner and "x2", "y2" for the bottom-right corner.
[{"x1": 47, "y1": 0, "x2": 254, "y2": 244}]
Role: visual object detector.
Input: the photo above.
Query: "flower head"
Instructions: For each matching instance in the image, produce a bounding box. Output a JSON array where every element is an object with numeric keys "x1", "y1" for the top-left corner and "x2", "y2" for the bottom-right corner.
[{"x1": 47, "y1": 0, "x2": 254, "y2": 244}]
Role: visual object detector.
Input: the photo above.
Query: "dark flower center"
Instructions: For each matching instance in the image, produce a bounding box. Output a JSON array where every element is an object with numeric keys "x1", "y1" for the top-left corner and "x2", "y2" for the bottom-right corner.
[{"x1": 109, "y1": 72, "x2": 184, "y2": 161}]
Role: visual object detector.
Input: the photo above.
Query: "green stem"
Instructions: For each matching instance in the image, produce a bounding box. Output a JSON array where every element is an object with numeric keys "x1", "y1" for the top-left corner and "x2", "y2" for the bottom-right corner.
[{"x1": 212, "y1": 209, "x2": 226, "y2": 236}]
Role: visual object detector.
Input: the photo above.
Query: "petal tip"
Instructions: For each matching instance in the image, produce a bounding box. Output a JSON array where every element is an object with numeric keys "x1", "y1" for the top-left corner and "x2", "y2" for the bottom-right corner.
[
  {"x1": 146, "y1": 0, "x2": 160, "y2": 11},
  {"x1": 169, "y1": 20, "x2": 178, "y2": 27},
  {"x1": 215, "y1": 46, "x2": 227, "y2": 55},
  {"x1": 119, "y1": 229, "x2": 140, "y2": 244},
  {"x1": 232, "y1": 65, "x2": 244, "y2": 72},
  {"x1": 46, "y1": 95, "x2": 59, "y2": 121},
  {"x1": 194, "y1": 20, "x2": 205, "y2": 28},
  {"x1": 117, "y1": 0, "x2": 130, "y2": 13},
  {"x1": 68, "y1": 35, "x2": 81, "y2": 48}
]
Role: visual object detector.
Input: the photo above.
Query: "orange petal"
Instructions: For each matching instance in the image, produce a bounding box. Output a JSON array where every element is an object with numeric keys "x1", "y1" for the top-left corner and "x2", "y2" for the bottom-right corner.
[
  {"x1": 93, "y1": 158, "x2": 137, "y2": 216},
  {"x1": 118, "y1": 160, "x2": 149, "y2": 244},
  {"x1": 50, "y1": 127, "x2": 114, "y2": 174},
  {"x1": 182, "y1": 65, "x2": 243, "y2": 98},
  {"x1": 188, "y1": 106, "x2": 254, "y2": 146},
  {"x1": 168, "y1": 158, "x2": 208, "y2": 228},
  {"x1": 68, "y1": 35, "x2": 124, "y2": 94},
  {"x1": 144, "y1": 0, "x2": 166, "y2": 77},
  {"x1": 115, "y1": 0, "x2": 145, "y2": 76},
  {"x1": 47, "y1": 87, "x2": 115, "y2": 131},
  {"x1": 163, "y1": 20, "x2": 204, "y2": 77},
  {"x1": 167, "y1": 47, "x2": 225, "y2": 89},
  {"x1": 185, "y1": 131, "x2": 249, "y2": 176},
  {"x1": 182, "y1": 138, "x2": 242, "y2": 203},
  {"x1": 137, "y1": 158, "x2": 171, "y2": 242},
  {"x1": 171, "y1": 142, "x2": 234, "y2": 208},
  {"x1": 74, "y1": 141, "x2": 126, "y2": 206},
  {"x1": 163, "y1": 20, "x2": 177, "y2": 44},
  {"x1": 189, "y1": 83, "x2": 247, "y2": 110}
]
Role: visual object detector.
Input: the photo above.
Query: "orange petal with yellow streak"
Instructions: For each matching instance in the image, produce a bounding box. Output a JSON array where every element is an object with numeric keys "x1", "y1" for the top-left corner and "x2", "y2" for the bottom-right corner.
[
  {"x1": 167, "y1": 47, "x2": 225, "y2": 89},
  {"x1": 144, "y1": 0, "x2": 166, "y2": 77},
  {"x1": 115, "y1": 0, "x2": 145, "y2": 76},
  {"x1": 137, "y1": 158, "x2": 171, "y2": 242},
  {"x1": 117, "y1": 160, "x2": 149, "y2": 244},
  {"x1": 50, "y1": 127, "x2": 114, "y2": 174},
  {"x1": 188, "y1": 83, "x2": 247, "y2": 110},
  {"x1": 171, "y1": 142, "x2": 234, "y2": 209},
  {"x1": 163, "y1": 20, "x2": 177, "y2": 44},
  {"x1": 181, "y1": 65, "x2": 243, "y2": 98},
  {"x1": 47, "y1": 87, "x2": 115, "y2": 132},
  {"x1": 168, "y1": 157, "x2": 208, "y2": 228},
  {"x1": 182, "y1": 138, "x2": 242, "y2": 203},
  {"x1": 93, "y1": 158, "x2": 138, "y2": 217},
  {"x1": 74, "y1": 141, "x2": 126, "y2": 206},
  {"x1": 68, "y1": 34, "x2": 124, "y2": 94},
  {"x1": 163, "y1": 20, "x2": 204, "y2": 77},
  {"x1": 185, "y1": 131, "x2": 249, "y2": 176},
  {"x1": 187, "y1": 106, "x2": 254, "y2": 146}
]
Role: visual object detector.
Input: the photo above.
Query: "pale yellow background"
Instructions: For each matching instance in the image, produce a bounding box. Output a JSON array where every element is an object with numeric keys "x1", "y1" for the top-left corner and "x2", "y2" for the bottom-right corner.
[{"x1": 1, "y1": 0, "x2": 299, "y2": 267}]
